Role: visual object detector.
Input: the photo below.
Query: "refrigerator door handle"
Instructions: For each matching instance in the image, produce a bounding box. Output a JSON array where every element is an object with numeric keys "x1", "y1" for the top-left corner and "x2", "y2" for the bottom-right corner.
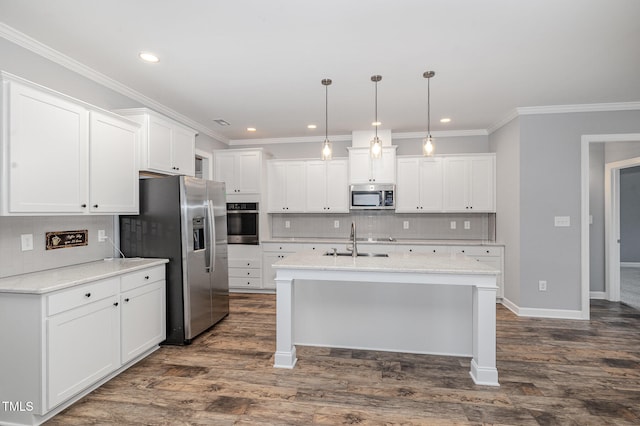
[{"x1": 207, "y1": 200, "x2": 216, "y2": 273}]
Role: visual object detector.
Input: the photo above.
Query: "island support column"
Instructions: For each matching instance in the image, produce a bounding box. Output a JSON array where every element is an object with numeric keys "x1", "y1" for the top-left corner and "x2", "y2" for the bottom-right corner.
[
  {"x1": 470, "y1": 280, "x2": 499, "y2": 386},
  {"x1": 273, "y1": 274, "x2": 297, "y2": 368}
]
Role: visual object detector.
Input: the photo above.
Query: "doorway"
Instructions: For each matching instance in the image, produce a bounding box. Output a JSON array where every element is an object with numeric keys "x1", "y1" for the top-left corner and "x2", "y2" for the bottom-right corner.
[
  {"x1": 605, "y1": 160, "x2": 640, "y2": 309},
  {"x1": 581, "y1": 133, "x2": 640, "y2": 319},
  {"x1": 195, "y1": 148, "x2": 213, "y2": 180}
]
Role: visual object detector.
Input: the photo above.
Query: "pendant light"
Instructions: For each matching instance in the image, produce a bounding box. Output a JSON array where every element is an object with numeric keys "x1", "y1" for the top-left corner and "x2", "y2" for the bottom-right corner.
[
  {"x1": 422, "y1": 71, "x2": 435, "y2": 156},
  {"x1": 370, "y1": 75, "x2": 383, "y2": 159},
  {"x1": 321, "y1": 78, "x2": 333, "y2": 160}
]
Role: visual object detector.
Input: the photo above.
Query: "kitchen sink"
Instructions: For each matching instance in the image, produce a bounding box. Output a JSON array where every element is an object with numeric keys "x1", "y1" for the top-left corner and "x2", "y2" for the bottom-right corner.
[{"x1": 324, "y1": 251, "x2": 389, "y2": 258}]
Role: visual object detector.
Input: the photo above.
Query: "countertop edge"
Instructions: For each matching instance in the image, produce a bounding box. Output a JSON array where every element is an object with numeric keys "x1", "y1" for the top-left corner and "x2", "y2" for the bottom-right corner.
[
  {"x1": 0, "y1": 258, "x2": 169, "y2": 295},
  {"x1": 263, "y1": 238, "x2": 504, "y2": 247}
]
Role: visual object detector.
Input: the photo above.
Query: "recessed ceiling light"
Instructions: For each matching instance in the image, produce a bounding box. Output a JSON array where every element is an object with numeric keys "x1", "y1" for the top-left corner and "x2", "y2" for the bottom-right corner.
[
  {"x1": 372, "y1": 121, "x2": 382, "y2": 126},
  {"x1": 307, "y1": 124, "x2": 317, "y2": 129},
  {"x1": 139, "y1": 51, "x2": 159, "y2": 63},
  {"x1": 213, "y1": 119, "x2": 230, "y2": 126},
  {"x1": 247, "y1": 127, "x2": 257, "y2": 132},
  {"x1": 440, "y1": 118, "x2": 451, "y2": 123}
]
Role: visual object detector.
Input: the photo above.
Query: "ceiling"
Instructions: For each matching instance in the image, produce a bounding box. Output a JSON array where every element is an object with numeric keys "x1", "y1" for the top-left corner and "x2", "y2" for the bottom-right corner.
[{"x1": 1, "y1": 0, "x2": 639, "y2": 144}]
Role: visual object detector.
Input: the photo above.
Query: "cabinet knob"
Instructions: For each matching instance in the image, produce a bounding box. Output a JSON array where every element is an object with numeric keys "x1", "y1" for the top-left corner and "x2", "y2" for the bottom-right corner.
[
  {"x1": 461, "y1": 250, "x2": 465, "y2": 253},
  {"x1": 145, "y1": 275, "x2": 150, "y2": 280},
  {"x1": 247, "y1": 262, "x2": 250, "y2": 266},
  {"x1": 93, "y1": 204, "x2": 99, "y2": 208},
  {"x1": 81, "y1": 204, "x2": 87, "y2": 208},
  {"x1": 85, "y1": 292, "x2": 91, "y2": 298},
  {"x1": 247, "y1": 272, "x2": 250, "y2": 275},
  {"x1": 124, "y1": 298, "x2": 130, "y2": 302},
  {"x1": 113, "y1": 302, "x2": 119, "y2": 307}
]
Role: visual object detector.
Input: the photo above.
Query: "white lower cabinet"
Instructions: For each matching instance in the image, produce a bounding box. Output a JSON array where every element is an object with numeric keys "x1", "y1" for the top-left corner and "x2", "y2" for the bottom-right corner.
[
  {"x1": 262, "y1": 243, "x2": 299, "y2": 290},
  {"x1": 0, "y1": 263, "x2": 166, "y2": 426},
  {"x1": 228, "y1": 245, "x2": 263, "y2": 291}
]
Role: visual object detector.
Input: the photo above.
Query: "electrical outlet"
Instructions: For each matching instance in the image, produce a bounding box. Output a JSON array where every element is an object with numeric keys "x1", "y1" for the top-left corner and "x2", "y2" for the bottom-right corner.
[
  {"x1": 21, "y1": 234, "x2": 33, "y2": 251},
  {"x1": 285, "y1": 221, "x2": 290, "y2": 229},
  {"x1": 98, "y1": 230, "x2": 107, "y2": 242},
  {"x1": 334, "y1": 220, "x2": 340, "y2": 229},
  {"x1": 464, "y1": 221, "x2": 470, "y2": 230},
  {"x1": 403, "y1": 221, "x2": 409, "y2": 230},
  {"x1": 450, "y1": 221, "x2": 456, "y2": 230},
  {"x1": 539, "y1": 280, "x2": 547, "y2": 291}
]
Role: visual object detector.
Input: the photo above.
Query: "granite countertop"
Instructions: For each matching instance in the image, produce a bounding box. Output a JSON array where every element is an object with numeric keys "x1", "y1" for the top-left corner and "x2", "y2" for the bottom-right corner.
[
  {"x1": 0, "y1": 258, "x2": 169, "y2": 294},
  {"x1": 264, "y1": 238, "x2": 503, "y2": 246},
  {"x1": 273, "y1": 251, "x2": 499, "y2": 275}
]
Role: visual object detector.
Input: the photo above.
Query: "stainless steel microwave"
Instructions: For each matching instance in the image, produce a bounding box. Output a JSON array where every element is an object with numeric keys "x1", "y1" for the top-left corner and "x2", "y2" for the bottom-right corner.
[{"x1": 350, "y1": 184, "x2": 395, "y2": 210}]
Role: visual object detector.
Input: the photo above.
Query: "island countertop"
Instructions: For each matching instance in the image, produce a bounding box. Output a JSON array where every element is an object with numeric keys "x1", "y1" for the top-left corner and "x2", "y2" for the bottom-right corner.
[
  {"x1": 0, "y1": 258, "x2": 169, "y2": 294},
  {"x1": 273, "y1": 250, "x2": 499, "y2": 275}
]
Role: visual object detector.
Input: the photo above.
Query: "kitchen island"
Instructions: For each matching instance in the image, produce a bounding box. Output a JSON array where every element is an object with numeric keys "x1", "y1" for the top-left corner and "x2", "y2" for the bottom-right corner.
[{"x1": 273, "y1": 250, "x2": 500, "y2": 386}]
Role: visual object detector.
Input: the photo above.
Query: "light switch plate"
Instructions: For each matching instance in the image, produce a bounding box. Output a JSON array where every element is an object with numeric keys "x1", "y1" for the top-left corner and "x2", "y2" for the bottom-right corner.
[
  {"x1": 450, "y1": 221, "x2": 456, "y2": 230},
  {"x1": 554, "y1": 216, "x2": 570, "y2": 227},
  {"x1": 21, "y1": 234, "x2": 33, "y2": 251},
  {"x1": 334, "y1": 220, "x2": 340, "y2": 229},
  {"x1": 98, "y1": 230, "x2": 107, "y2": 242},
  {"x1": 464, "y1": 221, "x2": 470, "y2": 230},
  {"x1": 403, "y1": 221, "x2": 409, "y2": 230},
  {"x1": 285, "y1": 221, "x2": 290, "y2": 229}
]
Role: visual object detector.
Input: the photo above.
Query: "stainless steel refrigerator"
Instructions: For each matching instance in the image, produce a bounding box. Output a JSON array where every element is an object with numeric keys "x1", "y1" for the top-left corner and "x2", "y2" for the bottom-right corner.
[{"x1": 119, "y1": 176, "x2": 229, "y2": 345}]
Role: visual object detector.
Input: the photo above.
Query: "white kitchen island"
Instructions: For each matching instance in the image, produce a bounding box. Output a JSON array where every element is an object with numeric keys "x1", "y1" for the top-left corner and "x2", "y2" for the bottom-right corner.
[{"x1": 273, "y1": 250, "x2": 500, "y2": 386}]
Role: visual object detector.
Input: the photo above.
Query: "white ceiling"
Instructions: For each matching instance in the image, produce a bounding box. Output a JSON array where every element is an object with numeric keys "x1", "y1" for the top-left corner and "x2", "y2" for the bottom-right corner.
[{"x1": 1, "y1": 0, "x2": 639, "y2": 144}]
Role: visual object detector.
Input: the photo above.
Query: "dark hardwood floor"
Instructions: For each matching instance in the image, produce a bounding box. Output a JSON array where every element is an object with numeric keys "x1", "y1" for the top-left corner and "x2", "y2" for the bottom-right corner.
[{"x1": 46, "y1": 294, "x2": 640, "y2": 425}]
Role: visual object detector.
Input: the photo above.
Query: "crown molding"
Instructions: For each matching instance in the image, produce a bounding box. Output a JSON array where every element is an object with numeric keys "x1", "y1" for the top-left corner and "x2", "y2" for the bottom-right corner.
[
  {"x1": 392, "y1": 129, "x2": 488, "y2": 139},
  {"x1": 229, "y1": 134, "x2": 353, "y2": 146},
  {"x1": 489, "y1": 102, "x2": 640, "y2": 134},
  {"x1": 0, "y1": 23, "x2": 229, "y2": 144}
]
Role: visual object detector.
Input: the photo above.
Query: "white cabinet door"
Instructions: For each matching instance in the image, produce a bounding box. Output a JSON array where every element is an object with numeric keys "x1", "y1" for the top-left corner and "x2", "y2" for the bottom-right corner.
[
  {"x1": 6, "y1": 81, "x2": 88, "y2": 214},
  {"x1": 89, "y1": 111, "x2": 139, "y2": 214},
  {"x1": 214, "y1": 150, "x2": 262, "y2": 195},
  {"x1": 325, "y1": 159, "x2": 349, "y2": 212},
  {"x1": 469, "y1": 156, "x2": 495, "y2": 212},
  {"x1": 147, "y1": 115, "x2": 174, "y2": 173},
  {"x1": 419, "y1": 157, "x2": 444, "y2": 212},
  {"x1": 47, "y1": 297, "x2": 120, "y2": 410},
  {"x1": 396, "y1": 158, "x2": 420, "y2": 212},
  {"x1": 262, "y1": 251, "x2": 294, "y2": 290},
  {"x1": 237, "y1": 150, "x2": 261, "y2": 194},
  {"x1": 267, "y1": 161, "x2": 306, "y2": 212},
  {"x1": 121, "y1": 281, "x2": 165, "y2": 364},
  {"x1": 443, "y1": 155, "x2": 495, "y2": 212},
  {"x1": 172, "y1": 126, "x2": 196, "y2": 177},
  {"x1": 305, "y1": 160, "x2": 326, "y2": 212},
  {"x1": 349, "y1": 147, "x2": 396, "y2": 183}
]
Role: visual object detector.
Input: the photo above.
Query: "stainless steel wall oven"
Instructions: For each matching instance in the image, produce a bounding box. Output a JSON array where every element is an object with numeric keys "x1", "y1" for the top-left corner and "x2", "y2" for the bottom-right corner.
[{"x1": 226, "y1": 202, "x2": 259, "y2": 244}]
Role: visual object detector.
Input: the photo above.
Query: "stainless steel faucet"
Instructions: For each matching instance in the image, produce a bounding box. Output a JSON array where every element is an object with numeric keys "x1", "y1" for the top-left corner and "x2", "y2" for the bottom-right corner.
[{"x1": 347, "y1": 221, "x2": 358, "y2": 257}]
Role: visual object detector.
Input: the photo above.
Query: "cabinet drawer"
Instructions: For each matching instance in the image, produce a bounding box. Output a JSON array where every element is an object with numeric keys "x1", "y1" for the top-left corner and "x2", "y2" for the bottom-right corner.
[
  {"x1": 48, "y1": 277, "x2": 118, "y2": 316},
  {"x1": 229, "y1": 259, "x2": 261, "y2": 269},
  {"x1": 229, "y1": 268, "x2": 262, "y2": 279},
  {"x1": 397, "y1": 245, "x2": 451, "y2": 254},
  {"x1": 120, "y1": 266, "x2": 165, "y2": 293},
  {"x1": 452, "y1": 246, "x2": 502, "y2": 257},
  {"x1": 262, "y1": 243, "x2": 300, "y2": 253},
  {"x1": 229, "y1": 277, "x2": 262, "y2": 288}
]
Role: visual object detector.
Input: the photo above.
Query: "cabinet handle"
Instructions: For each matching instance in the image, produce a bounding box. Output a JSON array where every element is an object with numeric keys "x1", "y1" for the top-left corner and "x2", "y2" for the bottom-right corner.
[
  {"x1": 247, "y1": 272, "x2": 250, "y2": 275},
  {"x1": 81, "y1": 204, "x2": 87, "y2": 208},
  {"x1": 124, "y1": 298, "x2": 130, "y2": 302},
  {"x1": 247, "y1": 262, "x2": 251, "y2": 266},
  {"x1": 461, "y1": 250, "x2": 465, "y2": 253},
  {"x1": 145, "y1": 275, "x2": 150, "y2": 280},
  {"x1": 93, "y1": 204, "x2": 99, "y2": 208},
  {"x1": 113, "y1": 302, "x2": 119, "y2": 307},
  {"x1": 85, "y1": 292, "x2": 91, "y2": 298}
]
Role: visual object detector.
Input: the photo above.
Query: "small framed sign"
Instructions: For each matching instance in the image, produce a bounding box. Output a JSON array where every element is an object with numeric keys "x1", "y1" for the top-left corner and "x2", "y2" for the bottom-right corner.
[{"x1": 46, "y1": 230, "x2": 88, "y2": 250}]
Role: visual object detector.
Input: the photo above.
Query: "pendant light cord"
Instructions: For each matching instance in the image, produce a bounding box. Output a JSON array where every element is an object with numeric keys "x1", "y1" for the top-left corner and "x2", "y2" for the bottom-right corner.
[
  {"x1": 374, "y1": 78, "x2": 378, "y2": 138},
  {"x1": 325, "y1": 83, "x2": 329, "y2": 140},
  {"x1": 427, "y1": 76, "x2": 431, "y2": 136}
]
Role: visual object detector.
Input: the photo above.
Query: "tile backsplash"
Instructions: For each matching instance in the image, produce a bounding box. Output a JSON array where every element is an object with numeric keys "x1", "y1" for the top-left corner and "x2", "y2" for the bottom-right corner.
[
  {"x1": 0, "y1": 216, "x2": 116, "y2": 278},
  {"x1": 270, "y1": 212, "x2": 495, "y2": 241}
]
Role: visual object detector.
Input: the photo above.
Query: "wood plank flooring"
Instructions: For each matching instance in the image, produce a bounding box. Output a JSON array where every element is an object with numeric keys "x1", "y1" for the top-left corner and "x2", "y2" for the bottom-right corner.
[{"x1": 46, "y1": 295, "x2": 640, "y2": 425}]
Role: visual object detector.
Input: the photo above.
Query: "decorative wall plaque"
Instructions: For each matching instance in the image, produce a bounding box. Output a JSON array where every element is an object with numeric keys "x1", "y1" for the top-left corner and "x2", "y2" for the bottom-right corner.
[{"x1": 46, "y1": 230, "x2": 88, "y2": 250}]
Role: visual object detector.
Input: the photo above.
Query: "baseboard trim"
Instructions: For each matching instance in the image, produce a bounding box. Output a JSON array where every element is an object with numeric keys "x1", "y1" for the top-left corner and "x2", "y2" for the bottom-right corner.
[
  {"x1": 621, "y1": 262, "x2": 640, "y2": 268},
  {"x1": 590, "y1": 291, "x2": 607, "y2": 300},
  {"x1": 501, "y1": 297, "x2": 585, "y2": 319}
]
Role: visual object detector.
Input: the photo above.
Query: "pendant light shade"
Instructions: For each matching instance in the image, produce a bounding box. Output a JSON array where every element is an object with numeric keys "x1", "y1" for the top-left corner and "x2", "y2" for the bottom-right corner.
[
  {"x1": 321, "y1": 78, "x2": 333, "y2": 160},
  {"x1": 422, "y1": 71, "x2": 436, "y2": 156},
  {"x1": 370, "y1": 75, "x2": 383, "y2": 159}
]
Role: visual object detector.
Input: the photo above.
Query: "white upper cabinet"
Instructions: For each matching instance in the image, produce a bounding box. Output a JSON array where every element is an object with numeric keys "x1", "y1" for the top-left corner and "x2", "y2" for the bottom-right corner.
[
  {"x1": 305, "y1": 159, "x2": 349, "y2": 213},
  {"x1": 89, "y1": 111, "x2": 139, "y2": 214},
  {"x1": 115, "y1": 108, "x2": 196, "y2": 177},
  {"x1": 348, "y1": 147, "x2": 396, "y2": 184},
  {"x1": 396, "y1": 157, "x2": 443, "y2": 212},
  {"x1": 267, "y1": 160, "x2": 306, "y2": 213},
  {"x1": 213, "y1": 149, "x2": 262, "y2": 195},
  {"x1": 443, "y1": 155, "x2": 495, "y2": 212},
  {"x1": 0, "y1": 74, "x2": 140, "y2": 215}
]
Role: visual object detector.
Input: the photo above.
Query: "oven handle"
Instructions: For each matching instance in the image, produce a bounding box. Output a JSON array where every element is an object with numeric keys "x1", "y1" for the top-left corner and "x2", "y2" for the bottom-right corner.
[{"x1": 227, "y1": 210, "x2": 259, "y2": 214}]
